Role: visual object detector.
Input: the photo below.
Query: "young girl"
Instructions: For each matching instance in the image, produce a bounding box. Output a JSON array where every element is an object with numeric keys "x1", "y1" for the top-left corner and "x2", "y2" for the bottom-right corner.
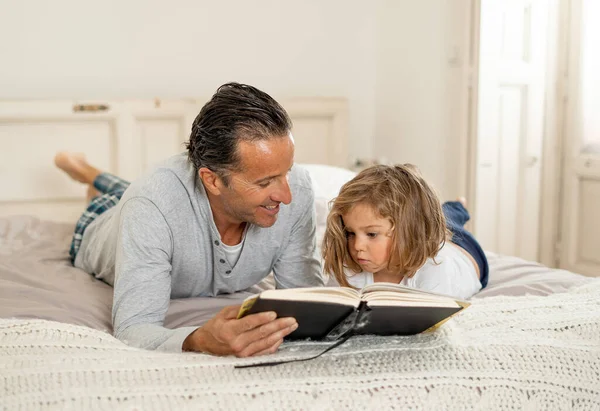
[{"x1": 322, "y1": 164, "x2": 488, "y2": 300}]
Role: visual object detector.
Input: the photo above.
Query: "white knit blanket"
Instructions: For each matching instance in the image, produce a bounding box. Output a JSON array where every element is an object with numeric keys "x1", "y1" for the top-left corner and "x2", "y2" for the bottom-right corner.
[{"x1": 2, "y1": 280, "x2": 600, "y2": 411}]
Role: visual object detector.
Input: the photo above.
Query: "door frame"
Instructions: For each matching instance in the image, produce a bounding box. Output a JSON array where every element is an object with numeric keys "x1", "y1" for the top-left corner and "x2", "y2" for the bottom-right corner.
[
  {"x1": 538, "y1": 0, "x2": 571, "y2": 267},
  {"x1": 463, "y1": 0, "x2": 481, "y2": 232}
]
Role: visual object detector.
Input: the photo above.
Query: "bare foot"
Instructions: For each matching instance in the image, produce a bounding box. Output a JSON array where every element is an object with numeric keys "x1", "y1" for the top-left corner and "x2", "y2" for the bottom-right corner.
[
  {"x1": 54, "y1": 152, "x2": 102, "y2": 185},
  {"x1": 457, "y1": 196, "x2": 467, "y2": 207}
]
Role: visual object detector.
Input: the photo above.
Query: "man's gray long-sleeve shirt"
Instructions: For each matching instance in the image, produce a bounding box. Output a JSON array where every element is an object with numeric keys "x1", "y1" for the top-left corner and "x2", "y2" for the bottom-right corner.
[{"x1": 74, "y1": 153, "x2": 323, "y2": 352}]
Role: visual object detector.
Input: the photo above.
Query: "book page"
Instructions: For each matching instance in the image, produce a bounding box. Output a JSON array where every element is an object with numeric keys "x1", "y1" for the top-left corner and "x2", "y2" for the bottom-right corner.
[
  {"x1": 362, "y1": 291, "x2": 457, "y2": 306},
  {"x1": 366, "y1": 300, "x2": 459, "y2": 307},
  {"x1": 361, "y1": 282, "x2": 467, "y2": 304},
  {"x1": 258, "y1": 287, "x2": 361, "y2": 307},
  {"x1": 361, "y1": 282, "x2": 430, "y2": 294}
]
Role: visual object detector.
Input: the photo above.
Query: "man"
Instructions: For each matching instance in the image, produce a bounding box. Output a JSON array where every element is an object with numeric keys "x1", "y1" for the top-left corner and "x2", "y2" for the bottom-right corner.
[{"x1": 55, "y1": 82, "x2": 324, "y2": 356}]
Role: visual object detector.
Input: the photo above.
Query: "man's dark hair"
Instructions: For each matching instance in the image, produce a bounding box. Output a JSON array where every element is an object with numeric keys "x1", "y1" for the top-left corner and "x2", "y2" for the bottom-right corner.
[{"x1": 186, "y1": 82, "x2": 292, "y2": 184}]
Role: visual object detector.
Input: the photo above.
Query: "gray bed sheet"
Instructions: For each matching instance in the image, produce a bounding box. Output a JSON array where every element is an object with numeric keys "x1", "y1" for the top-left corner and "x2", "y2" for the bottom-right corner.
[{"x1": 0, "y1": 215, "x2": 593, "y2": 333}]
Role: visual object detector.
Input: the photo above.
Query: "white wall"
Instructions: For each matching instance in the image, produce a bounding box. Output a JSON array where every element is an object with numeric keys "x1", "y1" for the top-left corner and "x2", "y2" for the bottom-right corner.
[
  {"x1": 0, "y1": 0, "x2": 376, "y2": 166},
  {"x1": 0, "y1": 0, "x2": 469, "y2": 199},
  {"x1": 374, "y1": 0, "x2": 471, "y2": 201}
]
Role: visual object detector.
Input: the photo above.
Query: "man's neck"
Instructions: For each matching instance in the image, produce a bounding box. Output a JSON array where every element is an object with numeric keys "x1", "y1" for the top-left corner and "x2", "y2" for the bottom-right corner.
[
  {"x1": 216, "y1": 221, "x2": 246, "y2": 246},
  {"x1": 204, "y1": 188, "x2": 246, "y2": 246}
]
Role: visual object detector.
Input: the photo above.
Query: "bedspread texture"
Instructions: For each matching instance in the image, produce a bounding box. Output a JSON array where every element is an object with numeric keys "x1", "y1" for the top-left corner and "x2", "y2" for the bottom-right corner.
[{"x1": 2, "y1": 280, "x2": 599, "y2": 410}]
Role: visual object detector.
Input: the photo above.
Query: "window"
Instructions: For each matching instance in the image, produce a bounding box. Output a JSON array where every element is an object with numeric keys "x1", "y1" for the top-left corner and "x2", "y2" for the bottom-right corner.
[{"x1": 581, "y1": 0, "x2": 600, "y2": 153}]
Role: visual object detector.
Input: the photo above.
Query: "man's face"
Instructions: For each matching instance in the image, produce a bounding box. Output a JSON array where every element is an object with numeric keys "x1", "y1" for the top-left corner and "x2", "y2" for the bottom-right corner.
[{"x1": 218, "y1": 134, "x2": 295, "y2": 228}]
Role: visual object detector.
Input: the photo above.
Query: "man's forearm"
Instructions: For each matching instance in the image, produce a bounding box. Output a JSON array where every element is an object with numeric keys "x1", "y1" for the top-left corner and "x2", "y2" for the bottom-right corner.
[{"x1": 115, "y1": 323, "x2": 199, "y2": 352}]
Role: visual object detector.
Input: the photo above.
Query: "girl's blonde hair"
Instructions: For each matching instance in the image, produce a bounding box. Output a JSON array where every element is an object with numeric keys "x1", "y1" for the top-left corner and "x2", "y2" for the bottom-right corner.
[{"x1": 322, "y1": 164, "x2": 449, "y2": 288}]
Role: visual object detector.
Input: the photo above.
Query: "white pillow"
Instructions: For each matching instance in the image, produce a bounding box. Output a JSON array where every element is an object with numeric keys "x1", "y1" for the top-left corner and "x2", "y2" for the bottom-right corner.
[{"x1": 297, "y1": 164, "x2": 356, "y2": 249}]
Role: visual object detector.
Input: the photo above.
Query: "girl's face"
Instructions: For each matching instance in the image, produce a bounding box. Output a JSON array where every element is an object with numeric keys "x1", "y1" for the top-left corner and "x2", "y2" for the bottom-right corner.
[{"x1": 342, "y1": 203, "x2": 394, "y2": 275}]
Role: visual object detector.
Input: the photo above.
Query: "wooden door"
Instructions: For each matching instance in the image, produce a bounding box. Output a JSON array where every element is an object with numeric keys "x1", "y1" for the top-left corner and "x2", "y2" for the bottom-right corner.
[{"x1": 474, "y1": 0, "x2": 549, "y2": 260}]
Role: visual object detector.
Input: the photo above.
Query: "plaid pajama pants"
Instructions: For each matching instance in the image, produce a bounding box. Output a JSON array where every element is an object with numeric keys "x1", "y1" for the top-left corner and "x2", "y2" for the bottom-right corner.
[{"x1": 69, "y1": 173, "x2": 130, "y2": 263}]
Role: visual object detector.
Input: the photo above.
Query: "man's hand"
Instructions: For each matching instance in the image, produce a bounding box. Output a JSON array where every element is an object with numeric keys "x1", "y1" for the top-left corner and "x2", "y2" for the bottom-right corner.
[{"x1": 182, "y1": 305, "x2": 298, "y2": 357}]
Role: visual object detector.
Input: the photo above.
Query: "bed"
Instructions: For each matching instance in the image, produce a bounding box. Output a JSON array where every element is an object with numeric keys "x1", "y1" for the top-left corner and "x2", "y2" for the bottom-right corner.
[
  {"x1": 1, "y1": 101, "x2": 599, "y2": 410},
  {"x1": 1, "y1": 164, "x2": 599, "y2": 410}
]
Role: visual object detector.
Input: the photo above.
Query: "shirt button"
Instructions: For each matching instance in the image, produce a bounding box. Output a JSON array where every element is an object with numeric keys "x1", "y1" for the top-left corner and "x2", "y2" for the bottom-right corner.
[
  {"x1": 214, "y1": 240, "x2": 220, "y2": 246},
  {"x1": 219, "y1": 259, "x2": 226, "y2": 264},
  {"x1": 225, "y1": 270, "x2": 231, "y2": 274}
]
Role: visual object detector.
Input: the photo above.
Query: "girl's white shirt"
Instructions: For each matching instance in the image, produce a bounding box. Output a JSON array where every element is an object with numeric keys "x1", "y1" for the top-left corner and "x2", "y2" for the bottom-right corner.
[{"x1": 333, "y1": 242, "x2": 482, "y2": 300}]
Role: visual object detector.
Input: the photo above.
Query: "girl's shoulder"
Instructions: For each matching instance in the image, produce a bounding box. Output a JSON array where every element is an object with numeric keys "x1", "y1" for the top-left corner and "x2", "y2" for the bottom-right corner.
[
  {"x1": 411, "y1": 242, "x2": 456, "y2": 278},
  {"x1": 403, "y1": 242, "x2": 481, "y2": 299}
]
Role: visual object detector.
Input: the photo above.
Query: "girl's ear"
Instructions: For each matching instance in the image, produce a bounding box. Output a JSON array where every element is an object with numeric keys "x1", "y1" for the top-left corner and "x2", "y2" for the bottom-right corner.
[
  {"x1": 198, "y1": 167, "x2": 222, "y2": 195},
  {"x1": 387, "y1": 219, "x2": 395, "y2": 237}
]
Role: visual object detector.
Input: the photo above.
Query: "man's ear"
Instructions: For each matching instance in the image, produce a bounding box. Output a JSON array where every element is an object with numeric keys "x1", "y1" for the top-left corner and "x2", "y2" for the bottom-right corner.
[{"x1": 198, "y1": 167, "x2": 223, "y2": 195}]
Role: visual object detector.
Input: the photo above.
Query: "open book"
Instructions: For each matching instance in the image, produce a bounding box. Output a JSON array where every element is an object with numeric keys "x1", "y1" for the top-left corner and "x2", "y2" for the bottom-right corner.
[{"x1": 237, "y1": 283, "x2": 470, "y2": 340}]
